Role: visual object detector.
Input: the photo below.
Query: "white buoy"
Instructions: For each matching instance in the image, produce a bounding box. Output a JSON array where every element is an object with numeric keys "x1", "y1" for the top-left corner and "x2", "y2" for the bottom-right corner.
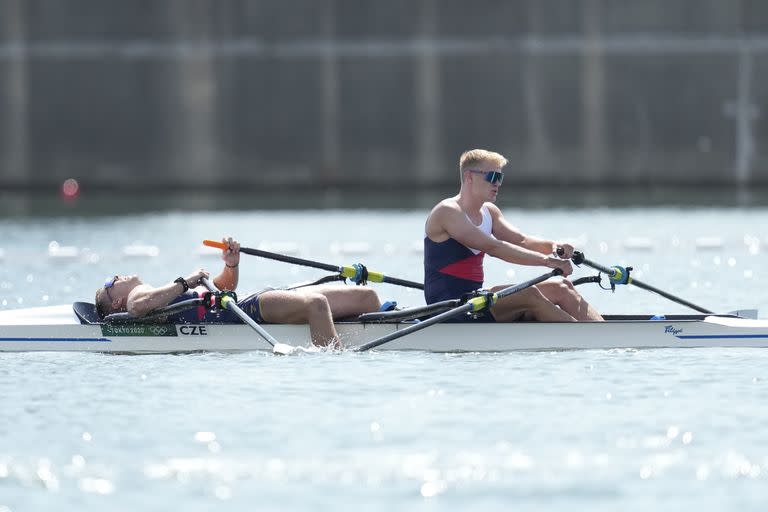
[
  {"x1": 330, "y1": 242, "x2": 371, "y2": 255},
  {"x1": 623, "y1": 237, "x2": 655, "y2": 251},
  {"x1": 121, "y1": 244, "x2": 159, "y2": 258},
  {"x1": 695, "y1": 236, "x2": 724, "y2": 250},
  {"x1": 48, "y1": 241, "x2": 79, "y2": 259}
]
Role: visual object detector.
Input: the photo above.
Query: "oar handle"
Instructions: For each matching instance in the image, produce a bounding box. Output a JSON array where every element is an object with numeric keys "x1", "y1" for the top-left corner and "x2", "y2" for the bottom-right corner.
[
  {"x1": 204, "y1": 239, "x2": 424, "y2": 290},
  {"x1": 204, "y1": 240, "x2": 342, "y2": 273}
]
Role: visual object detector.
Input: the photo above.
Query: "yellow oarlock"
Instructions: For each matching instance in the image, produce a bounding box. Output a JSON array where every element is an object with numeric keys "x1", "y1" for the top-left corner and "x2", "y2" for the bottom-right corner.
[
  {"x1": 467, "y1": 293, "x2": 498, "y2": 312},
  {"x1": 220, "y1": 295, "x2": 235, "y2": 310},
  {"x1": 340, "y1": 266, "x2": 385, "y2": 283}
]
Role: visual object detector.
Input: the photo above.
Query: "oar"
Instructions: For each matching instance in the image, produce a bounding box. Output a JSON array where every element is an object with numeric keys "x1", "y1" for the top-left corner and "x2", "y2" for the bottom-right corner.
[
  {"x1": 201, "y1": 277, "x2": 295, "y2": 355},
  {"x1": 203, "y1": 239, "x2": 423, "y2": 290},
  {"x1": 352, "y1": 269, "x2": 563, "y2": 353},
  {"x1": 570, "y1": 251, "x2": 713, "y2": 314}
]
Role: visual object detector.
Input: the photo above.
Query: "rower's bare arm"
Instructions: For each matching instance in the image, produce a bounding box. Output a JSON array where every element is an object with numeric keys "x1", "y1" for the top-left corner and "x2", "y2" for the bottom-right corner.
[
  {"x1": 213, "y1": 266, "x2": 238, "y2": 292},
  {"x1": 440, "y1": 207, "x2": 552, "y2": 267},
  {"x1": 519, "y1": 234, "x2": 558, "y2": 255},
  {"x1": 126, "y1": 283, "x2": 183, "y2": 317},
  {"x1": 127, "y1": 269, "x2": 210, "y2": 317},
  {"x1": 213, "y1": 236, "x2": 240, "y2": 291},
  {"x1": 486, "y1": 203, "x2": 525, "y2": 245},
  {"x1": 487, "y1": 204, "x2": 555, "y2": 254}
]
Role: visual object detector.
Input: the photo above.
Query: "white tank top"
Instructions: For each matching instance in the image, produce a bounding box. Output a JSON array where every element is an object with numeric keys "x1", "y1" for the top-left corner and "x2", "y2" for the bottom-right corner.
[{"x1": 465, "y1": 205, "x2": 494, "y2": 255}]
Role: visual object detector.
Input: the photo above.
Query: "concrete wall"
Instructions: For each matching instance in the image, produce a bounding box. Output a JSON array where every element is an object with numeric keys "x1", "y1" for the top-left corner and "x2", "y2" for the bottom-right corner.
[{"x1": 1, "y1": 0, "x2": 767, "y2": 190}]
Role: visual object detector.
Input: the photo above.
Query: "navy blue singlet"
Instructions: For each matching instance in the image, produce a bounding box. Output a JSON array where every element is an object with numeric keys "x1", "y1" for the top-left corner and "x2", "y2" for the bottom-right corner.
[{"x1": 423, "y1": 205, "x2": 493, "y2": 304}]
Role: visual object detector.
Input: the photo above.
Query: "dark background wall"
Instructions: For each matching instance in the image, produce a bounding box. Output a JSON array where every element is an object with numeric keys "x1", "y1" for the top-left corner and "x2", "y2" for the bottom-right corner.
[{"x1": 1, "y1": 0, "x2": 767, "y2": 191}]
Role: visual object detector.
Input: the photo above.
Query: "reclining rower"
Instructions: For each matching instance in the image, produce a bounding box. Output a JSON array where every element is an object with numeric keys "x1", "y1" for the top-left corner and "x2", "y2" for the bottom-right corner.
[{"x1": 94, "y1": 237, "x2": 382, "y2": 347}]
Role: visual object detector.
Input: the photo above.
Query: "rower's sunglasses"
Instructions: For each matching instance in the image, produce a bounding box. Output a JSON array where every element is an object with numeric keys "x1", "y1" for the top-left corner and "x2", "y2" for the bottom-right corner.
[
  {"x1": 103, "y1": 275, "x2": 118, "y2": 303},
  {"x1": 467, "y1": 169, "x2": 504, "y2": 185}
]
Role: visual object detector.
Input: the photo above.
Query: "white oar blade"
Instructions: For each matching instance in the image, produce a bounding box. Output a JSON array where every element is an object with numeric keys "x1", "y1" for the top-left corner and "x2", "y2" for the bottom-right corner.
[
  {"x1": 272, "y1": 343, "x2": 335, "y2": 356},
  {"x1": 273, "y1": 343, "x2": 298, "y2": 356}
]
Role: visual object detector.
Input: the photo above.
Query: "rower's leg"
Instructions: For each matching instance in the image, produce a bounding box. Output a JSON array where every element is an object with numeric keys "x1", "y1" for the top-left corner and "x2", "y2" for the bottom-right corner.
[
  {"x1": 535, "y1": 279, "x2": 604, "y2": 321},
  {"x1": 489, "y1": 285, "x2": 575, "y2": 322},
  {"x1": 300, "y1": 285, "x2": 381, "y2": 318},
  {"x1": 257, "y1": 290, "x2": 339, "y2": 347}
]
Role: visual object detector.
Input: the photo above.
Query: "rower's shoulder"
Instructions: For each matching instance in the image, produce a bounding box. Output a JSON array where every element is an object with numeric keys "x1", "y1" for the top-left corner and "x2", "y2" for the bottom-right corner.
[
  {"x1": 430, "y1": 197, "x2": 462, "y2": 216},
  {"x1": 425, "y1": 198, "x2": 462, "y2": 238}
]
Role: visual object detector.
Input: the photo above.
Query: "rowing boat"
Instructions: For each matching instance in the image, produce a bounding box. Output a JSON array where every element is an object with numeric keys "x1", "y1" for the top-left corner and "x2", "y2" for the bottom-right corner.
[{"x1": 1, "y1": 302, "x2": 767, "y2": 353}]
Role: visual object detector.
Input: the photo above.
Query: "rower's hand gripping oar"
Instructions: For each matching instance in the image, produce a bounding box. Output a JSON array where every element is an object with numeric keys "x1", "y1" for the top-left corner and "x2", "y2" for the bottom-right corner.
[
  {"x1": 564, "y1": 249, "x2": 713, "y2": 314},
  {"x1": 201, "y1": 277, "x2": 296, "y2": 355},
  {"x1": 203, "y1": 240, "x2": 423, "y2": 290},
  {"x1": 353, "y1": 269, "x2": 563, "y2": 353}
]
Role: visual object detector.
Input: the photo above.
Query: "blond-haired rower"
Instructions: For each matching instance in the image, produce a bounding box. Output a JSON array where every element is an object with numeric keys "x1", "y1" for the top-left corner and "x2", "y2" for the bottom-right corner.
[{"x1": 423, "y1": 149, "x2": 603, "y2": 322}]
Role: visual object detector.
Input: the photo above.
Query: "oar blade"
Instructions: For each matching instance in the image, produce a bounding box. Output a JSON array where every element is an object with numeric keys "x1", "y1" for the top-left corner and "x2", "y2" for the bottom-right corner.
[{"x1": 273, "y1": 342, "x2": 298, "y2": 356}]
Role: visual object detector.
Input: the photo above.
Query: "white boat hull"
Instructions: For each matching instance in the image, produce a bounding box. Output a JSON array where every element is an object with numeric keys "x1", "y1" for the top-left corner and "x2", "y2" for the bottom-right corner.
[{"x1": 2, "y1": 305, "x2": 768, "y2": 353}]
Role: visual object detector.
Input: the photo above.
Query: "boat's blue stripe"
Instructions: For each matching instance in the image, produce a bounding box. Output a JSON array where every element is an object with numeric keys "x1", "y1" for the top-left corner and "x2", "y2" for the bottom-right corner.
[
  {"x1": 0, "y1": 338, "x2": 112, "y2": 343},
  {"x1": 677, "y1": 335, "x2": 768, "y2": 340}
]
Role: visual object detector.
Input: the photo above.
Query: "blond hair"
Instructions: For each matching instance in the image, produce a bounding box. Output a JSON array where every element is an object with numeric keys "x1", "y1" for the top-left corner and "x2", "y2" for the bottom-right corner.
[{"x1": 459, "y1": 149, "x2": 508, "y2": 180}]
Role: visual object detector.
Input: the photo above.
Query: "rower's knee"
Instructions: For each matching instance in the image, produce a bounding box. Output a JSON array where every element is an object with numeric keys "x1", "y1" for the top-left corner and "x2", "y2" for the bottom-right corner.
[
  {"x1": 356, "y1": 288, "x2": 381, "y2": 312},
  {"x1": 516, "y1": 287, "x2": 550, "y2": 308},
  {"x1": 551, "y1": 279, "x2": 578, "y2": 302},
  {"x1": 520, "y1": 287, "x2": 547, "y2": 301},
  {"x1": 306, "y1": 293, "x2": 331, "y2": 317}
]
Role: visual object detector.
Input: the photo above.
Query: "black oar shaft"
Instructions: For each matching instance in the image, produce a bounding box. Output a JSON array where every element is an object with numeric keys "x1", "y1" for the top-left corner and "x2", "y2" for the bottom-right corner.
[
  {"x1": 353, "y1": 301, "x2": 475, "y2": 352},
  {"x1": 578, "y1": 256, "x2": 713, "y2": 314},
  {"x1": 379, "y1": 275, "x2": 424, "y2": 289},
  {"x1": 353, "y1": 270, "x2": 560, "y2": 352},
  {"x1": 239, "y1": 247, "x2": 341, "y2": 274},
  {"x1": 628, "y1": 280, "x2": 713, "y2": 314},
  {"x1": 218, "y1": 243, "x2": 424, "y2": 290}
]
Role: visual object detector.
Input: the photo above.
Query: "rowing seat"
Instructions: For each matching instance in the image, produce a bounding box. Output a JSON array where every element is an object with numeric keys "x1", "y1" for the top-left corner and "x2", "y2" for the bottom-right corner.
[{"x1": 73, "y1": 302, "x2": 102, "y2": 325}]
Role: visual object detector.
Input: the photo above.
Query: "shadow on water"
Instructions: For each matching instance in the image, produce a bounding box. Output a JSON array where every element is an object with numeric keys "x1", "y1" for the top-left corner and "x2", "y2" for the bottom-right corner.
[{"x1": 2, "y1": 185, "x2": 768, "y2": 218}]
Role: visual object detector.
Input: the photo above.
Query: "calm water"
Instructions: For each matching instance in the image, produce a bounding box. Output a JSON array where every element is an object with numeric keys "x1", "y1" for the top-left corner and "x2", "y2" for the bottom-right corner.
[{"x1": 1, "y1": 207, "x2": 767, "y2": 511}]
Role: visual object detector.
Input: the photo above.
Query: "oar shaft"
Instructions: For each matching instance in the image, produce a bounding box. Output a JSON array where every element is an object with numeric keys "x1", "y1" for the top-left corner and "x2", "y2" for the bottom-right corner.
[
  {"x1": 379, "y1": 275, "x2": 424, "y2": 289},
  {"x1": 241, "y1": 246, "x2": 342, "y2": 274},
  {"x1": 628, "y1": 280, "x2": 713, "y2": 314},
  {"x1": 203, "y1": 239, "x2": 424, "y2": 290},
  {"x1": 576, "y1": 255, "x2": 713, "y2": 314},
  {"x1": 201, "y1": 278, "x2": 279, "y2": 347},
  {"x1": 353, "y1": 270, "x2": 560, "y2": 352},
  {"x1": 353, "y1": 302, "x2": 474, "y2": 352}
]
